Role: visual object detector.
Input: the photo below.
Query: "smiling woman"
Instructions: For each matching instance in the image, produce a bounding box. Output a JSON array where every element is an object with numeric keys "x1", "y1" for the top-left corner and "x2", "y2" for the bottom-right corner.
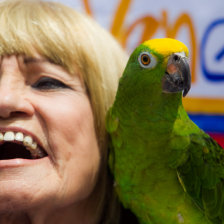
[{"x1": 0, "y1": 0, "x2": 129, "y2": 224}]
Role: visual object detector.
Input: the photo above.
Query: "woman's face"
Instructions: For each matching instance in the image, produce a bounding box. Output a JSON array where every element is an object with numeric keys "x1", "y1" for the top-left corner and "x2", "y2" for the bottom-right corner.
[{"x1": 0, "y1": 55, "x2": 100, "y2": 216}]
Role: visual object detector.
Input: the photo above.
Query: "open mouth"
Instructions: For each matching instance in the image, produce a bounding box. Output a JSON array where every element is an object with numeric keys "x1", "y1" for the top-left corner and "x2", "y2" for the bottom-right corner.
[{"x1": 0, "y1": 131, "x2": 47, "y2": 160}]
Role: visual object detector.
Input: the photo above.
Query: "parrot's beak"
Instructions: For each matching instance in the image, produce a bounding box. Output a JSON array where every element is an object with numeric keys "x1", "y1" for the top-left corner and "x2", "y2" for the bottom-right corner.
[{"x1": 162, "y1": 53, "x2": 191, "y2": 97}]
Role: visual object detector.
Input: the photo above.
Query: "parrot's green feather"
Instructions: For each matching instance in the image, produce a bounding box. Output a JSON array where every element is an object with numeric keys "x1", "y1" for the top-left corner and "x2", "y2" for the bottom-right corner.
[
  {"x1": 106, "y1": 38, "x2": 223, "y2": 224},
  {"x1": 178, "y1": 130, "x2": 224, "y2": 223}
]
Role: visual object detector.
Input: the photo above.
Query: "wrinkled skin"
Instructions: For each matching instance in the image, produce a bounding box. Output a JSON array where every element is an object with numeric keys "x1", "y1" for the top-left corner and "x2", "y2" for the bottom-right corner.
[{"x1": 0, "y1": 55, "x2": 100, "y2": 224}]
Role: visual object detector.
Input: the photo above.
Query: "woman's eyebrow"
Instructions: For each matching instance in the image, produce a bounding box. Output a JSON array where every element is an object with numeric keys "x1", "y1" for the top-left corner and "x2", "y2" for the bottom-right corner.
[{"x1": 23, "y1": 57, "x2": 53, "y2": 64}]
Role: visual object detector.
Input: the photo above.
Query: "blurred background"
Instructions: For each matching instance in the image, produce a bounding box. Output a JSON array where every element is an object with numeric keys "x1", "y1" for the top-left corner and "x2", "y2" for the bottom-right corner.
[{"x1": 50, "y1": 0, "x2": 224, "y2": 147}]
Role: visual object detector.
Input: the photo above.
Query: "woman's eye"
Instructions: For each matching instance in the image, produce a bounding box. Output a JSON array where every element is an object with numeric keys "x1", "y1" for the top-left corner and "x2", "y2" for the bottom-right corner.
[{"x1": 32, "y1": 77, "x2": 70, "y2": 90}]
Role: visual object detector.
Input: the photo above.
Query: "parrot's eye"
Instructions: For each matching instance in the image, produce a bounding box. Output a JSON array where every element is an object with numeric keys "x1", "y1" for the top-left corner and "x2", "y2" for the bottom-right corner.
[
  {"x1": 141, "y1": 54, "x2": 151, "y2": 65},
  {"x1": 138, "y1": 52, "x2": 157, "y2": 69}
]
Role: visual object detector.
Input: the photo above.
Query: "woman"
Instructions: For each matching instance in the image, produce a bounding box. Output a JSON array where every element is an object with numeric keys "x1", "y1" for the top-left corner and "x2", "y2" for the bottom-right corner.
[{"x1": 0, "y1": 0, "x2": 134, "y2": 223}]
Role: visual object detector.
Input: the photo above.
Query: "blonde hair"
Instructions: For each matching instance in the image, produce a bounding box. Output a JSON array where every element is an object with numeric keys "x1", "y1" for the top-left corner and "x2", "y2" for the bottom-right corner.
[{"x1": 0, "y1": 0, "x2": 128, "y2": 223}]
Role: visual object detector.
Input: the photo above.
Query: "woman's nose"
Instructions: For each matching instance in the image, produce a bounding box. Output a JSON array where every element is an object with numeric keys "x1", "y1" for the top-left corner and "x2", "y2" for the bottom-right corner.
[
  {"x1": 0, "y1": 84, "x2": 35, "y2": 119},
  {"x1": 0, "y1": 56, "x2": 35, "y2": 119}
]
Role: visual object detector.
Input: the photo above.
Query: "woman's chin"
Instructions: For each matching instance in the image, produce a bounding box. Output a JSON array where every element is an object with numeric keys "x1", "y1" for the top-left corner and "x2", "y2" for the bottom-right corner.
[{"x1": 0, "y1": 158, "x2": 58, "y2": 213}]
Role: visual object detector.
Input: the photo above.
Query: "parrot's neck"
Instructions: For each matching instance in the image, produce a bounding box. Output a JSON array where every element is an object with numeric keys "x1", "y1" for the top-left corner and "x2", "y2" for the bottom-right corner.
[
  {"x1": 115, "y1": 85, "x2": 185, "y2": 131},
  {"x1": 113, "y1": 89, "x2": 210, "y2": 224}
]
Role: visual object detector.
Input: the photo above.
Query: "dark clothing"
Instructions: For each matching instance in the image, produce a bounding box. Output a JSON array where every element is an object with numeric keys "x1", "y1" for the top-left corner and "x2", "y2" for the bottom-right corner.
[{"x1": 119, "y1": 207, "x2": 139, "y2": 224}]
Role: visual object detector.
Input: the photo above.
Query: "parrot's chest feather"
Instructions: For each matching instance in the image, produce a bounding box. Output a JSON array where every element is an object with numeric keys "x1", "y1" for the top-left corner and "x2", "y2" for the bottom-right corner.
[
  {"x1": 111, "y1": 108, "x2": 205, "y2": 224},
  {"x1": 111, "y1": 97, "x2": 188, "y2": 197},
  {"x1": 113, "y1": 105, "x2": 176, "y2": 180}
]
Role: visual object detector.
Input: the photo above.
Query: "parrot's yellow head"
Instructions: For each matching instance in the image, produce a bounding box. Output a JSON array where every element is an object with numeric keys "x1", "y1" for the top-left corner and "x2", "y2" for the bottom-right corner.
[
  {"x1": 143, "y1": 38, "x2": 189, "y2": 60},
  {"x1": 123, "y1": 38, "x2": 191, "y2": 97}
]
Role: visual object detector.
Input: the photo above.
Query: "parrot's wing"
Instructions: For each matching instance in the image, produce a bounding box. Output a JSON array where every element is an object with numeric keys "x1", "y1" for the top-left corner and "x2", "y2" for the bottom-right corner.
[{"x1": 177, "y1": 129, "x2": 224, "y2": 223}]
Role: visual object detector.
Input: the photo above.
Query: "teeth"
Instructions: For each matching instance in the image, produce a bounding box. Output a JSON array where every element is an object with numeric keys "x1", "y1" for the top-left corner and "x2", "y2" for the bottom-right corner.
[
  {"x1": 4, "y1": 131, "x2": 15, "y2": 141},
  {"x1": 30, "y1": 142, "x2": 37, "y2": 150},
  {"x1": 23, "y1": 135, "x2": 33, "y2": 147},
  {"x1": 0, "y1": 131, "x2": 46, "y2": 158},
  {"x1": 15, "y1": 132, "x2": 24, "y2": 142}
]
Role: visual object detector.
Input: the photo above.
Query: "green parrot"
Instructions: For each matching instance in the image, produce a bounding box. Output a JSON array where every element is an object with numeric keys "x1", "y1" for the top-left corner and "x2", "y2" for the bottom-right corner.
[{"x1": 106, "y1": 38, "x2": 224, "y2": 224}]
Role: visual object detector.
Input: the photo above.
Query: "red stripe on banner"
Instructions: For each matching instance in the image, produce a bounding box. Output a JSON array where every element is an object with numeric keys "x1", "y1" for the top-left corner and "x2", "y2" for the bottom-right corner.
[{"x1": 208, "y1": 133, "x2": 224, "y2": 149}]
